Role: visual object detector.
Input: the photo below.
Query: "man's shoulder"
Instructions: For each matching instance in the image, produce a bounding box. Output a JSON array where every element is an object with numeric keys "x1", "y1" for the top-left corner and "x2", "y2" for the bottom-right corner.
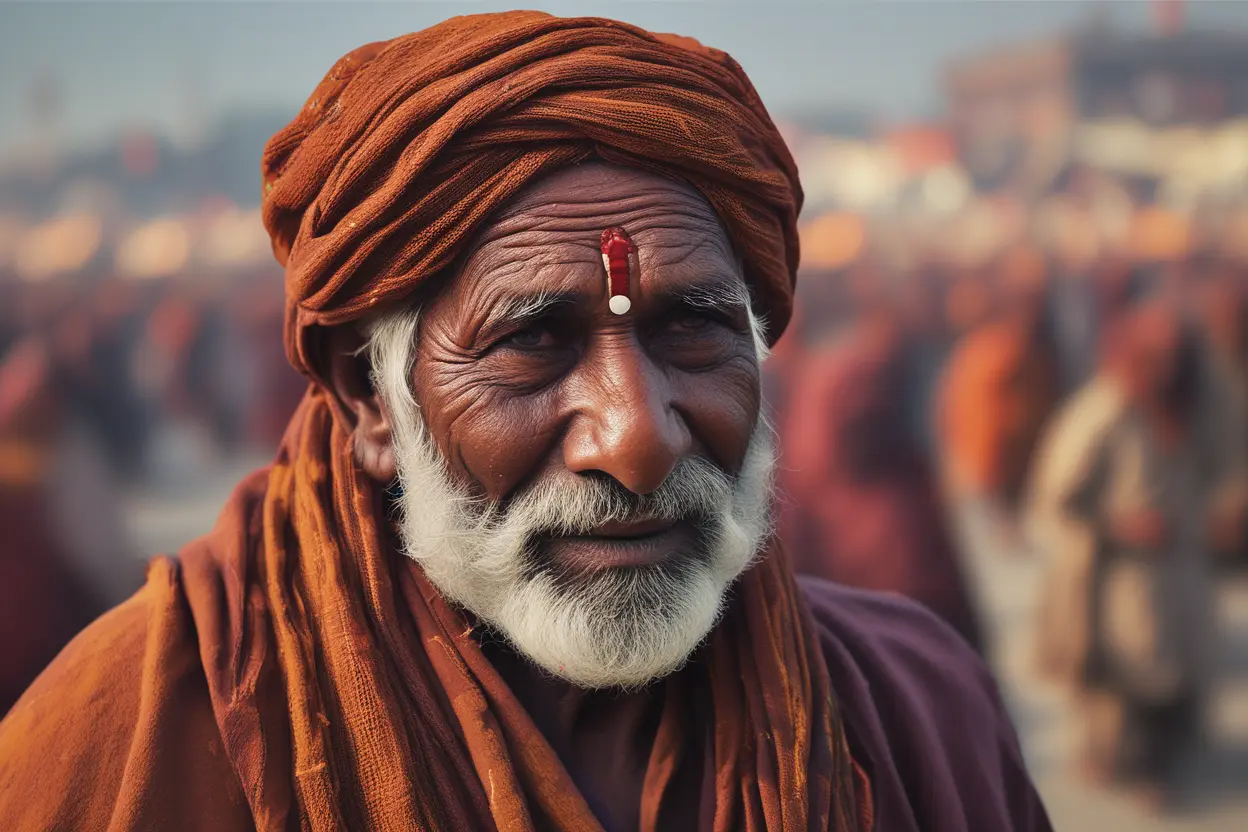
[
  {"x1": 2, "y1": 558, "x2": 186, "y2": 724},
  {"x1": 799, "y1": 575, "x2": 994, "y2": 704},
  {"x1": 0, "y1": 558, "x2": 237, "y2": 829},
  {"x1": 798, "y1": 577, "x2": 1053, "y2": 831}
]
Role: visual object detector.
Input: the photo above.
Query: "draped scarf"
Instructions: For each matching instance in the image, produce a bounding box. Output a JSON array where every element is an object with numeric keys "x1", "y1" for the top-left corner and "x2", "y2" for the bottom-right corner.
[{"x1": 180, "y1": 390, "x2": 863, "y2": 830}]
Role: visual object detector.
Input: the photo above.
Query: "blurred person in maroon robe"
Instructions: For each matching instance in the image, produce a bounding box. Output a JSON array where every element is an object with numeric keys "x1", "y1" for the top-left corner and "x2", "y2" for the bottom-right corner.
[
  {"x1": 0, "y1": 284, "x2": 18, "y2": 360},
  {"x1": 227, "y1": 278, "x2": 309, "y2": 449},
  {"x1": 60, "y1": 279, "x2": 151, "y2": 481},
  {"x1": 137, "y1": 286, "x2": 206, "y2": 419},
  {"x1": 1048, "y1": 259, "x2": 1106, "y2": 396},
  {"x1": 779, "y1": 309, "x2": 984, "y2": 650},
  {"x1": 1196, "y1": 264, "x2": 1248, "y2": 405},
  {"x1": 129, "y1": 284, "x2": 228, "y2": 479},
  {"x1": 0, "y1": 333, "x2": 140, "y2": 713},
  {"x1": 760, "y1": 304, "x2": 805, "y2": 423},
  {"x1": 42, "y1": 301, "x2": 143, "y2": 593},
  {"x1": 891, "y1": 264, "x2": 950, "y2": 455},
  {"x1": 943, "y1": 267, "x2": 995, "y2": 340},
  {"x1": 0, "y1": 339, "x2": 95, "y2": 712},
  {"x1": 187, "y1": 287, "x2": 243, "y2": 450}
]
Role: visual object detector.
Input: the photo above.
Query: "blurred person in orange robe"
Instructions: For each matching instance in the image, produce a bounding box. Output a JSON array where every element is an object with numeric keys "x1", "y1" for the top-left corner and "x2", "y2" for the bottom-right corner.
[
  {"x1": 780, "y1": 308, "x2": 984, "y2": 650},
  {"x1": 938, "y1": 247, "x2": 1060, "y2": 546}
]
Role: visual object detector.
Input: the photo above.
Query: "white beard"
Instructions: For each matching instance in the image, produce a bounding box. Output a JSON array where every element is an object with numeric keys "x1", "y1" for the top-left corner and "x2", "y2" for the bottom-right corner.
[{"x1": 367, "y1": 310, "x2": 776, "y2": 690}]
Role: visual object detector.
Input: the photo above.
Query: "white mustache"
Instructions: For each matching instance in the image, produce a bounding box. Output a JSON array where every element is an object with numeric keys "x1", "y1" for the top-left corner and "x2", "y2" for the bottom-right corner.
[{"x1": 490, "y1": 456, "x2": 736, "y2": 540}]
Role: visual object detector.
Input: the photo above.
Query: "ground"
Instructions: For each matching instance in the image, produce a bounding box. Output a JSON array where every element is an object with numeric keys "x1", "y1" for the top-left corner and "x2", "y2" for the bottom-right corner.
[
  {"x1": 956, "y1": 504, "x2": 1248, "y2": 832},
  {"x1": 120, "y1": 451, "x2": 1248, "y2": 831}
]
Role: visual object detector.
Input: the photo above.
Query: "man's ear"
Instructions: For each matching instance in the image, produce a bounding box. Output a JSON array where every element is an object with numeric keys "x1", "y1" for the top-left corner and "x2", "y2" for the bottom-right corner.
[{"x1": 324, "y1": 326, "x2": 398, "y2": 483}]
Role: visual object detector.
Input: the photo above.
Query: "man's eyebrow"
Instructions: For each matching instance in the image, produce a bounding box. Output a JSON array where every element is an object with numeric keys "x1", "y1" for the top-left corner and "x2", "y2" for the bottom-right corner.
[
  {"x1": 483, "y1": 289, "x2": 582, "y2": 328},
  {"x1": 663, "y1": 279, "x2": 750, "y2": 313}
]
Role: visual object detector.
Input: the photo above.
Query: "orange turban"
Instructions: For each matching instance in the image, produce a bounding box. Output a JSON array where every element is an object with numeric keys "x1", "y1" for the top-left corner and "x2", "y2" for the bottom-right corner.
[{"x1": 260, "y1": 11, "x2": 802, "y2": 376}]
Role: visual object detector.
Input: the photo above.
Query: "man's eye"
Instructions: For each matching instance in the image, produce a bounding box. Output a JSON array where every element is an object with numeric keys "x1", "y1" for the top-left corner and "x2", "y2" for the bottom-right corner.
[
  {"x1": 506, "y1": 326, "x2": 555, "y2": 349},
  {"x1": 674, "y1": 313, "x2": 715, "y2": 332}
]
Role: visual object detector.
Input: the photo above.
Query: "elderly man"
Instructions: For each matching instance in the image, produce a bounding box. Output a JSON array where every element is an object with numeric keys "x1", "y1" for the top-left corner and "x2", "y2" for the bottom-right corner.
[{"x1": 0, "y1": 13, "x2": 1049, "y2": 831}]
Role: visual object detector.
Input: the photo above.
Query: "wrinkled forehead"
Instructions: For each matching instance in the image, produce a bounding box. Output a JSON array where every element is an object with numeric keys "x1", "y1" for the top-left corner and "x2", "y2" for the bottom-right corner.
[
  {"x1": 472, "y1": 164, "x2": 736, "y2": 266},
  {"x1": 498, "y1": 161, "x2": 724, "y2": 226},
  {"x1": 432, "y1": 162, "x2": 747, "y2": 315}
]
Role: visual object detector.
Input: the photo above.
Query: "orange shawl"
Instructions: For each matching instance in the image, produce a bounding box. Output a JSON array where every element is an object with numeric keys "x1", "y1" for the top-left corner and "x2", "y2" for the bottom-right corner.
[{"x1": 175, "y1": 387, "x2": 861, "y2": 830}]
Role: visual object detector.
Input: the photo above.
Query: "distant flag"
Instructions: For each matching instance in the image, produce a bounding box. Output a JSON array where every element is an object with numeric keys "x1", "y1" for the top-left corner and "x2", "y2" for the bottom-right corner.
[{"x1": 1153, "y1": 0, "x2": 1185, "y2": 36}]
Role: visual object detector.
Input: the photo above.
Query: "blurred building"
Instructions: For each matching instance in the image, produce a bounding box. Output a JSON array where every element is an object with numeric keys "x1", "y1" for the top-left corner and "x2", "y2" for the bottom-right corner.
[
  {"x1": 946, "y1": 23, "x2": 1248, "y2": 195},
  {"x1": 1078, "y1": 30, "x2": 1248, "y2": 124}
]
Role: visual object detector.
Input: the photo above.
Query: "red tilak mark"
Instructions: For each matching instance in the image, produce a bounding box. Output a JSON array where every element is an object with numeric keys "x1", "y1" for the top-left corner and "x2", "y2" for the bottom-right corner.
[{"x1": 600, "y1": 227, "x2": 635, "y2": 315}]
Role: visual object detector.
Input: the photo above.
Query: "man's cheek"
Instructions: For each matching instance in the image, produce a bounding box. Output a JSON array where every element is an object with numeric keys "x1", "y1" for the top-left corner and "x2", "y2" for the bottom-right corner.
[
  {"x1": 679, "y1": 368, "x2": 760, "y2": 471},
  {"x1": 450, "y1": 399, "x2": 563, "y2": 500}
]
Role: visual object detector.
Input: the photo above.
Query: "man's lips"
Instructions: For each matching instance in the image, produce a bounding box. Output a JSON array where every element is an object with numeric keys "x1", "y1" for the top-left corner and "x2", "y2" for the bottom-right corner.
[
  {"x1": 540, "y1": 518, "x2": 697, "y2": 571},
  {"x1": 585, "y1": 517, "x2": 677, "y2": 539}
]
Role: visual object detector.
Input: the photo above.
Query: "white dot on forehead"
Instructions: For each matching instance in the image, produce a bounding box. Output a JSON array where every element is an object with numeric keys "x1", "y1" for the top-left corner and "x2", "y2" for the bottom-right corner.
[{"x1": 609, "y1": 295, "x2": 632, "y2": 315}]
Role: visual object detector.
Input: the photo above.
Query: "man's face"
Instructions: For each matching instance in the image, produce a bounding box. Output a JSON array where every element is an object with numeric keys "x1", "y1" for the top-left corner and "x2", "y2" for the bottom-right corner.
[{"x1": 370, "y1": 163, "x2": 774, "y2": 689}]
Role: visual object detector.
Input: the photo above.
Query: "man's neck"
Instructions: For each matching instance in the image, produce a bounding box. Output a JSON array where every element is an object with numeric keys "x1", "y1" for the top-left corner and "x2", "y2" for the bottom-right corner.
[{"x1": 479, "y1": 635, "x2": 668, "y2": 832}]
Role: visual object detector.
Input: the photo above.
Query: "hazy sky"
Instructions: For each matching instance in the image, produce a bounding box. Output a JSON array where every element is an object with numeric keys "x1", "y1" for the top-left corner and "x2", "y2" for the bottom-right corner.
[{"x1": 4, "y1": 1, "x2": 1248, "y2": 154}]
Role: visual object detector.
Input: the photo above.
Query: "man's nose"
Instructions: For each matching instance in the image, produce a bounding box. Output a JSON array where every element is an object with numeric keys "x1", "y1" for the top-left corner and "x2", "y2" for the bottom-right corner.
[{"x1": 563, "y1": 343, "x2": 691, "y2": 495}]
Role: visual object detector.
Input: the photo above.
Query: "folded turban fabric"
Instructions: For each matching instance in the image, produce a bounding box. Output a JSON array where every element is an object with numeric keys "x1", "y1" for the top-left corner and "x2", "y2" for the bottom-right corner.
[
  {"x1": 117, "y1": 12, "x2": 861, "y2": 831},
  {"x1": 259, "y1": 11, "x2": 803, "y2": 377}
]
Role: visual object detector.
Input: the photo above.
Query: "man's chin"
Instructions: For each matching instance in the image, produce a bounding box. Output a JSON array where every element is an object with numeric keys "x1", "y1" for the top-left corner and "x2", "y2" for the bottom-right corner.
[{"x1": 486, "y1": 566, "x2": 728, "y2": 690}]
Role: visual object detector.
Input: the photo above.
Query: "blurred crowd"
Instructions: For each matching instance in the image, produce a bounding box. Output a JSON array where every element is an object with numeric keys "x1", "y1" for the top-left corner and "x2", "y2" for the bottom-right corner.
[
  {"x1": 768, "y1": 183, "x2": 1248, "y2": 810},
  {"x1": 0, "y1": 268, "x2": 305, "y2": 709}
]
